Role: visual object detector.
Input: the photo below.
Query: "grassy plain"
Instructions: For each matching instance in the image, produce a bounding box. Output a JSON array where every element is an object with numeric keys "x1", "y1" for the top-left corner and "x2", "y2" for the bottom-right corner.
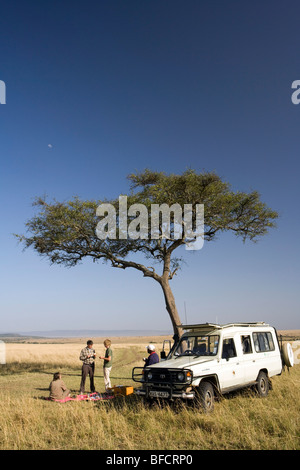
[{"x1": 0, "y1": 333, "x2": 299, "y2": 450}]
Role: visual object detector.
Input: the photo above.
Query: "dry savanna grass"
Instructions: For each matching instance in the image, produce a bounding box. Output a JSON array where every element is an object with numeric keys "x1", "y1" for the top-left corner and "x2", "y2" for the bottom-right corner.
[{"x1": 0, "y1": 333, "x2": 299, "y2": 450}]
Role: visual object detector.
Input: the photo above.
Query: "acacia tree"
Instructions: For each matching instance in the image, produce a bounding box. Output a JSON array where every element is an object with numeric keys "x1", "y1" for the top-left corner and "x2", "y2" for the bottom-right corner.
[{"x1": 16, "y1": 169, "x2": 278, "y2": 338}]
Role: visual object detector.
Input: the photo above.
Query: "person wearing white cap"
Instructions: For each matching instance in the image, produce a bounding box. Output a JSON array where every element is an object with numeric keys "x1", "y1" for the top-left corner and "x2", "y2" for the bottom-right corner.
[{"x1": 143, "y1": 344, "x2": 159, "y2": 367}]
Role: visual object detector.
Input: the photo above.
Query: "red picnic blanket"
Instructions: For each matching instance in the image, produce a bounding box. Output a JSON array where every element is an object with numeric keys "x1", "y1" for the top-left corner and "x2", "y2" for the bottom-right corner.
[{"x1": 44, "y1": 392, "x2": 115, "y2": 403}]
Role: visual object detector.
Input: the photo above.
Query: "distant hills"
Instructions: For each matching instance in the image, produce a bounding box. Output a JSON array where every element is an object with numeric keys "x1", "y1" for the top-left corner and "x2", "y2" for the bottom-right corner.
[
  {"x1": 0, "y1": 329, "x2": 172, "y2": 338},
  {"x1": 0, "y1": 333, "x2": 24, "y2": 337}
]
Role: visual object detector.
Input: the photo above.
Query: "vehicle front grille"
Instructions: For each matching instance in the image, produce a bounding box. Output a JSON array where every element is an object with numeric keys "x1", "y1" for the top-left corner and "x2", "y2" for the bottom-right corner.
[{"x1": 145, "y1": 368, "x2": 183, "y2": 384}]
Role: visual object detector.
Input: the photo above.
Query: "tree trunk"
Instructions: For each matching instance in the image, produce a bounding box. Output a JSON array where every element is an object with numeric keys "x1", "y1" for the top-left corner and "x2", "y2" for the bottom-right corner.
[{"x1": 160, "y1": 277, "x2": 183, "y2": 339}]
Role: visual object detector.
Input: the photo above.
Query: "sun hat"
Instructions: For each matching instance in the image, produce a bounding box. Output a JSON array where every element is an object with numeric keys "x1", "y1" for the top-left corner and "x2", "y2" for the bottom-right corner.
[{"x1": 147, "y1": 344, "x2": 155, "y2": 351}]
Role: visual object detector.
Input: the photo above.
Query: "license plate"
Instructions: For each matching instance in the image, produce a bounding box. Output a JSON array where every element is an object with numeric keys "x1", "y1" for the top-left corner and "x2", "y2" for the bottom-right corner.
[{"x1": 149, "y1": 390, "x2": 169, "y2": 398}]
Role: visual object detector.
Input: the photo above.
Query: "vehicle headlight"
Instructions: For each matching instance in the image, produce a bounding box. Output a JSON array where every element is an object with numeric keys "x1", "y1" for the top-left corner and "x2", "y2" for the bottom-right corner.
[
  {"x1": 177, "y1": 372, "x2": 185, "y2": 381},
  {"x1": 147, "y1": 371, "x2": 153, "y2": 381}
]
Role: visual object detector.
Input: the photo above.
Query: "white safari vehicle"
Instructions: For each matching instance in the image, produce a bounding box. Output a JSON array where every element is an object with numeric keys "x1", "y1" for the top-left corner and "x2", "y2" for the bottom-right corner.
[{"x1": 132, "y1": 322, "x2": 294, "y2": 411}]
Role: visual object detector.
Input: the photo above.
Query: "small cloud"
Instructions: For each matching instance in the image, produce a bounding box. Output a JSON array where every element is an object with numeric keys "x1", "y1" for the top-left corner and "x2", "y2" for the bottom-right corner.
[{"x1": 48, "y1": 144, "x2": 53, "y2": 148}]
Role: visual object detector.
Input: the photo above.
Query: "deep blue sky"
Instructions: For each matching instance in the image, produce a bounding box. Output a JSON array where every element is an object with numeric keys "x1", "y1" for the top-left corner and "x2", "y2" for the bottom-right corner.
[{"x1": 0, "y1": 0, "x2": 299, "y2": 333}]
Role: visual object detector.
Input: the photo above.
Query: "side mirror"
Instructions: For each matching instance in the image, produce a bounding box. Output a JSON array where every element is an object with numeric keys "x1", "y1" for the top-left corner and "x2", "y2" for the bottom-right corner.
[{"x1": 160, "y1": 351, "x2": 166, "y2": 359}]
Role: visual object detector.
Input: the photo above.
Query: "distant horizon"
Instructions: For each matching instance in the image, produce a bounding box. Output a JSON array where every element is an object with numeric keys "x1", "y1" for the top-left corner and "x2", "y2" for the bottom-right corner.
[
  {"x1": 0, "y1": 328, "x2": 174, "y2": 338},
  {"x1": 1, "y1": 324, "x2": 299, "y2": 339}
]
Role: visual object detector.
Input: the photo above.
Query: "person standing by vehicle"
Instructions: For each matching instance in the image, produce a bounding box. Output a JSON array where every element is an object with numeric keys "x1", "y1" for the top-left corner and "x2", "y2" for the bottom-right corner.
[
  {"x1": 143, "y1": 344, "x2": 159, "y2": 367},
  {"x1": 79, "y1": 340, "x2": 96, "y2": 393},
  {"x1": 99, "y1": 339, "x2": 113, "y2": 391}
]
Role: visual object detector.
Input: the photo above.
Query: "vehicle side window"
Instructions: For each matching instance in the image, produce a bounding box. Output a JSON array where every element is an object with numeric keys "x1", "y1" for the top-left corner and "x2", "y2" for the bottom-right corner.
[
  {"x1": 253, "y1": 332, "x2": 275, "y2": 352},
  {"x1": 241, "y1": 335, "x2": 252, "y2": 354},
  {"x1": 222, "y1": 338, "x2": 237, "y2": 359}
]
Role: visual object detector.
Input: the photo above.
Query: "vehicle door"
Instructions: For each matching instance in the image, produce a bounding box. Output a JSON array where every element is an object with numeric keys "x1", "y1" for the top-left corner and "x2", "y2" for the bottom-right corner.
[
  {"x1": 218, "y1": 336, "x2": 244, "y2": 391},
  {"x1": 239, "y1": 334, "x2": 258, "y2": 384},
  {"x1": 252, "y1": 331, "x2": 282, "y2": 376}
]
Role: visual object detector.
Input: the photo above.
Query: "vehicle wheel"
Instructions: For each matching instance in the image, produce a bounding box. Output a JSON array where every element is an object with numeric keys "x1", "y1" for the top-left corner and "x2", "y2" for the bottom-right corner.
[
  {"x1": 282, "y1": 343, "x2": 294, "y2": 368},
  {"x1": 256, "y1": 371, "x2": 269, "y2": 397},
  {"x1": 198, "y1": 381, "x2": 215, "y2": 412}
]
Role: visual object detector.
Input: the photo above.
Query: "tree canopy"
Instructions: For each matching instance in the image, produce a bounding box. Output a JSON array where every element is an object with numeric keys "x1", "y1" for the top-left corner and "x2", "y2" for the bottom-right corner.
[{"x1": 16, "y1": 169, "x2": 278, "y2": 337}]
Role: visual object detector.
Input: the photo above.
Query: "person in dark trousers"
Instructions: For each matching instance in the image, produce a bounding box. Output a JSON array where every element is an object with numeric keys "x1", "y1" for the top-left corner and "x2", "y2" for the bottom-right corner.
[
  {"x1": 143, "y1": 344, "x2": 159, "y2": 367},
  {"x1": 79, "y1": 340, "x2": 96, "y2": 393}
]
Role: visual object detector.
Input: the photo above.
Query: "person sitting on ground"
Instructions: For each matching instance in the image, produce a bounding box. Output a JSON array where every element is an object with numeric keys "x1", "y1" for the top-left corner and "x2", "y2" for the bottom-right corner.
[
  {"x1": 143, "y1": 344, "x2": 159, "y2": 367},
  {"x1": 49, "y1": 372, "x2": 70, "y2": 401}
]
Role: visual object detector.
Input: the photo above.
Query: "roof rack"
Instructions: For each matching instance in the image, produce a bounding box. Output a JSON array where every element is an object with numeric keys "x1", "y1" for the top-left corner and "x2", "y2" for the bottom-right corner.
[
  {"x1": 179, "y1": 323, "x2": 221, "y2": 330},
  {"x1": 178, "y1": 322, "x2": 268, "y2": 331}
]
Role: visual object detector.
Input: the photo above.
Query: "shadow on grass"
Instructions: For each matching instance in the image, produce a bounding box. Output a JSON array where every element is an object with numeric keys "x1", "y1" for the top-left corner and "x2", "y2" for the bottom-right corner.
[
  {"x1": 31, "y1": 388, "x2": 262, "y2": 417},
  {"x1": 93, "y1": 393, "x2": 199, "y2": 414},
  {"x1": 0, "y1": 362, "x2": 58, "y2": 375},
  {"x1": 0, "y1": 363, "x2": 132, "y2": 381},
  {"x1": 93, "y1": 387, "x2": 262, "y2": 414}
]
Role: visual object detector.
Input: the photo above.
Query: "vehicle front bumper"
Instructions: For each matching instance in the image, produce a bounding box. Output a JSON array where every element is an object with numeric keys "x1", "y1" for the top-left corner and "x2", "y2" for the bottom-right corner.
[{"x1": 134, "y1": 387, "x2": 195, "y2": 400}]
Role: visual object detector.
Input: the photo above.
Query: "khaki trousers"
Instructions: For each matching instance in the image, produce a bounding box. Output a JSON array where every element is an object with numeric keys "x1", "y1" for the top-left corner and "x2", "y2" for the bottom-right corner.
[{"x1": 103, "y1": 366, "x2": 112, "y2": 390}]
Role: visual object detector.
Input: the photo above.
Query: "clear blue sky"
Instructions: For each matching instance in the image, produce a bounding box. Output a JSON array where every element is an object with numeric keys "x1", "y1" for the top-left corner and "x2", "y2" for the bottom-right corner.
[{"x1": 0, "y1": 0, "x2": 299, "y2": 333}]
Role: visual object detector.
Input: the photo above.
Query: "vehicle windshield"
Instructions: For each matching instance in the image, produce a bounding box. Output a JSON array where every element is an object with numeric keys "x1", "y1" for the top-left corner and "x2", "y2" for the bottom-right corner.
[{"x1": 173, "y1": 335, "x2": 219, "y2": 357}]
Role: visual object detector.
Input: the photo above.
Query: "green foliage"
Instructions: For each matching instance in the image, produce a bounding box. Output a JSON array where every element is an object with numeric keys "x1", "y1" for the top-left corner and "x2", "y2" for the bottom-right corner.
[
  {"x1": 16, "y1": 169, "x2": 278, "y2": 270},
  {"x1": 15, "y1": 169, "x2": 278, "y2": 333}
]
